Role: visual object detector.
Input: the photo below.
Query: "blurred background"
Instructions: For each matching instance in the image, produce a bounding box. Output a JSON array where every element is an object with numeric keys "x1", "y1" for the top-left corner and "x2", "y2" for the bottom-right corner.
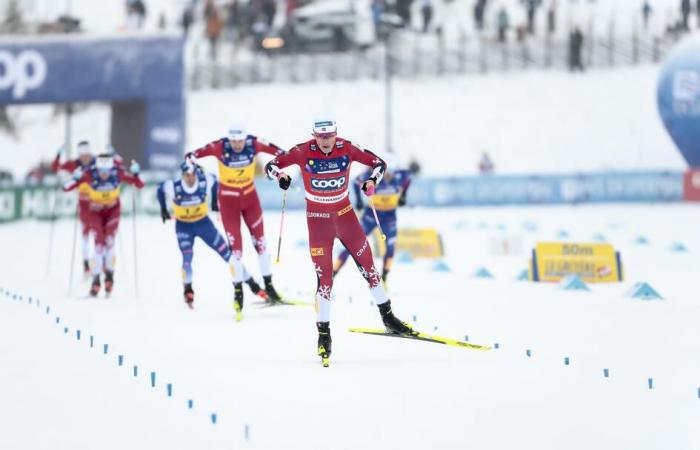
[{"x1": 0, "y1": 0, "x2": 698, "y2": 210}]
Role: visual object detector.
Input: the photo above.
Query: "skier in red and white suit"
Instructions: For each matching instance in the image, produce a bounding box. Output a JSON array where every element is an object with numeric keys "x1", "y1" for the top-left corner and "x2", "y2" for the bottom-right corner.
[
  {"x1": 186, "y1": 124, "x2": 284, "y2": 303},
  {"x1": 64, "y1": 154, "x2": 144, "y2": 297},
  {"x1": 265, "y1": 116, "x2": 415, "y2": 361},
  {"x1": 51, "y1": 140, "x2": 95, "y2": 277}
]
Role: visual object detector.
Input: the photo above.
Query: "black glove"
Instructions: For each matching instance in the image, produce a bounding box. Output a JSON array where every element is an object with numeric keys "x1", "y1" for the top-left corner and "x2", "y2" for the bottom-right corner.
[
  {"x1": 361, "y1": 177, "x2": 377, "y2": 195},
  {"x1": 355, "y1": 201, "x2": 364, "y2": 212},
  {"x1": 398, "y1": 194, "x2": 407, "y2": 207},
  {"x1": 279, "y1": 175, "x2": 291, "y2": 190},
  {"x1": 212, "y1": 201, "x2": 219, "y2": 212},
  {"x1": 160, "y1": 208, "x2": 171, "y2": 223}
]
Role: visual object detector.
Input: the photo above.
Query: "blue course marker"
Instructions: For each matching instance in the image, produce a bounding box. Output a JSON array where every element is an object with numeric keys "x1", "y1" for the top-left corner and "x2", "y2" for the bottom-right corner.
[
  {"x1": 604, "y1": 368, "x2": 610, "y2": 378},
  {"x1": 76, "y1": 330, "x2": 81, "y2": 341},
  {"x1": 90, "y1": 336, "x2": 94, "y2": 348},
  {"x1": 211, "y1": 413, "x2": 217, "y2": 424},
  {"x1": 187, "y1": 399, "x2": 194, "y2": 409},
  {"x1": 118, "y1": 355, "x2": 124, "y2": 366},
  {"x1": 63, "y1": 327, "x2": 68, "y2": 334},
  {"x1": 150, "y1": 372, "x2": 156, "y2": 387},
  {"x1": 28, "y1": 297, "x2": 32, "y2": 304},
  {"x1": 464, "y1": 335, "x2": 469, "y2": 342},
  {"x1": 494, "y1": 343, "x2": 500, "y2": 349},
  {"x1": 648, "y1": 378, "x2": 654, "y2": 389},
  {"x1": 133, "y1": 365, "x2": 139, "y2": 377},
  {"x1": 103, "y1": 344, "x2": 109, "y2": 355},
  {"x1": 526, "y1": 349, "x2": 532, "y2": 357},
  {"x1": 245, "y1": 424, "x2": 250, "y2": 441},
  {"x1": 564, "y1": 357, "x2": 570, "y2": 365},
  {"x1": 167, "y1": 383, "x2": 173, "y2": 397},
  {"x1": 46, "y1": 306, "x2": 50, "y2": 315},
  {"x1": 55, "y1": 317, "x2": 60, "y2": 324}
]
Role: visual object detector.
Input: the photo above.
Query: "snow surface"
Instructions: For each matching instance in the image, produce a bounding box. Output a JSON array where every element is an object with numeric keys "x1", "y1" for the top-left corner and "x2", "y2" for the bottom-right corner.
[
  {"x1": 0, "y1": 64, "x2": 685, "y2": 180},
  {"x1": 1, "y1": 203, "x2": 699, "y2": 449}
]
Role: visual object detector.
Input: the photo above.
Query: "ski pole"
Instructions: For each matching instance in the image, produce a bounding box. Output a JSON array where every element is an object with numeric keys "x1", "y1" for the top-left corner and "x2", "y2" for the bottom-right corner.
[
  {"x1": 132, "y1": 189, "x2": 139, "y2": 298},
  {"x1": 275, "y1": 190, "x2": 287, "y2": 263},
  {"x1": 46, "y1": 188, "x2": 59, "y2": 276},
  {"x1": 67, "y1": 198, "x2": 79, "y2": 295},
  {"x1": 369, "y1": 199, "x2": 386, "y2": 241}
]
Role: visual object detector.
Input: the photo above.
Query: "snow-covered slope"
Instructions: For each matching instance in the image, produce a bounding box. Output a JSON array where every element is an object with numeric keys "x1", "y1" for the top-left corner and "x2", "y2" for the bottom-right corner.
[{"x1": 1, "y1": 204, "x2": 699, "y2": 449}]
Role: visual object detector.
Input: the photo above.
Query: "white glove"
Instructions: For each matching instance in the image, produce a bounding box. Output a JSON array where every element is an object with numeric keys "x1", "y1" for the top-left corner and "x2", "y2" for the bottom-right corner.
[{"x1": 129, "y1": 160, "x2": 141, "y2": 175}]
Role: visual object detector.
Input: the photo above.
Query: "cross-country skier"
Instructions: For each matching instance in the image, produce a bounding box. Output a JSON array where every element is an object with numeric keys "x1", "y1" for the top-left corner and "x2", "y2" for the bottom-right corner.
[
  {"x1": 63, "y1": 153, "x2": 144, "y2": 297},
  {"x1": 185, "y1": 124, "x2": 285, "y2": 304},
  {"x1": 51, "y1": 141, "x2": 96, "y2": 278},
  {"x1": 265, "y1": 116, "x2": 415, "y2": 365},
  {"x1": 157, "y1": 161, "x2": 267, "y2": 313},
  {"x1": 333, "y1": 152, "x2": 412, "y2": 287}
]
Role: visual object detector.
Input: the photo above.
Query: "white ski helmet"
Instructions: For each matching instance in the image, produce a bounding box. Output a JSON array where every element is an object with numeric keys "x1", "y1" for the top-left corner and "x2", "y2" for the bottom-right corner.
[
  {"x1": 312, "y1": 115, "x2": 337, "y2": 136},
  {"x1": 228, "y1": 123, "x2": 247, "y2": 141},
  {"x1": 76, "y1": 140, "x2": 92, "y2": 156},
  {"x1": 95, "y1": 154, "x2": 115, "y2": 171}
]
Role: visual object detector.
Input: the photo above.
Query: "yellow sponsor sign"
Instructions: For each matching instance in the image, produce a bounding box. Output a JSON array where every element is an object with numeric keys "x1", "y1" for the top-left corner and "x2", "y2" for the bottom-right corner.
[
  {"x1": 530, "y1": 242, "x2": 623, "y2": 283},
  {"x1": 372, "y1": 228, "x2": 443, "y2": 259},
  {"x1": 311, "y1": 247, "x2": 324, "y2": 257}
]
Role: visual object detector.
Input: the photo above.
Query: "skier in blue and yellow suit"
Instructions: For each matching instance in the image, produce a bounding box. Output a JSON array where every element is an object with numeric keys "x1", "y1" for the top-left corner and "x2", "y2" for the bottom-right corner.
[
  {"x1": 157, "y1": 161, "x2": 245, "y2": 311},
  {"x1": 333, "y1": 154, "x2": 411, "y2": 286}
]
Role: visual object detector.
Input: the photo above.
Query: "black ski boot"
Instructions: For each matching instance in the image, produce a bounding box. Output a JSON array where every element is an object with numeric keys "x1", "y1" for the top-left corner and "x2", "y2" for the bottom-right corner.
[
  {"x1": 104, "y1": 270, "x2": 114, "y2": 295},
  {"x1": 184, "y1": 283, "x2": 194, "y2": 308},
  {"x1": 89, "y1": 275, "x2": 101, "y2": 297},
  {"x1": 263, "y1": 275, "x2": 282, "y2": 303},
  {"x1": 245, "y1": 277, "x2": 267, "y2": 301},
  {"x1": 317, "y1": 321, "x2": 332, "y2": 367},
  {"x1": 233, "y1": 282, "x2": 243, "y2": 321},
  {"x1": 378, "y1": 300, "x2": 416, "y2": 335},
  {"x1": 82, "y1": 260, "x2": 91, "y2": 278}
]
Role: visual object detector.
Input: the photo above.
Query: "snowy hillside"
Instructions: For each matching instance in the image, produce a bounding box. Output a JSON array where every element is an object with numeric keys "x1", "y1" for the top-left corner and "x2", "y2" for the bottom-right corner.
[{"x1": 0, "y1": 64, "x2": 685, "y2": 180}]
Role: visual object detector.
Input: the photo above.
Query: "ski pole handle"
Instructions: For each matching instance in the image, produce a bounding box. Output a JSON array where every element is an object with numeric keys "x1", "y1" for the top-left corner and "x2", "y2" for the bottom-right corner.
[
  {"x1": 370, "y1": 199, "x2": 386, "y2": 241},
  {"x1": 275, "y1": 190, "x2": 287, "y2": 263}
]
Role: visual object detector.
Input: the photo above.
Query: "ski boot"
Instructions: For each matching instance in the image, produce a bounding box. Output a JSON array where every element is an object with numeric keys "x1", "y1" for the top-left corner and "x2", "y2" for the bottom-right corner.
[
  {"x1": 263, "y1": 275, "x2": 282, "y2": 303},
  {"x1": 245, "y1": 277, "x2": 268, "y2": 301},
  {"x1": 82, "y1": 260, "x2": 91, "y2": 280},
  {"x1": 316, "y1": 321, "x2": 332, "y2": 367},
  {"x1": 233, "y1": 282, "x2": 243, "y2": 321},
  {"x1": 184, "y1": 283, "x2": 194, "y2": 309},
  {"x1": 378, "y1": 300, "x2": 416, "y2": 336},
  {"x1": 104, "y1": 270, "x2": 114, "y2": 296},
  {"x1": 89, "y1": 275, "x2": 101, "y2": 297}
]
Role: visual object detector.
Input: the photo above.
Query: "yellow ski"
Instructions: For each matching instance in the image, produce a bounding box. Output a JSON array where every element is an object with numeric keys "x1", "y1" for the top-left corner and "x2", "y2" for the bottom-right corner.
[
  {"x1": 233, "y1": 301, "x2": 242, "y2": 322},
  {"x1": 349, "y1": 328, "x2": 491, "y2": 351}
]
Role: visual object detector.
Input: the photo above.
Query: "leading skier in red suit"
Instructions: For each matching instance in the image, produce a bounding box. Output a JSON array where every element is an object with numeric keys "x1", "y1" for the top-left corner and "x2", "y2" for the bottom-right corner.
[{"x1": 265, "y1": 116, "x2": 415, "y2": 365}]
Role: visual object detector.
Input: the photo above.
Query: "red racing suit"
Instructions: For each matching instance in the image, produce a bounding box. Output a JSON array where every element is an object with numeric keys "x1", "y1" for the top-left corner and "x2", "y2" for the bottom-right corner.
[
  {"x1": 63, "y1": 167, "x2": 144, "y2": 276},
  {"x1": 190, "y1": 135, "x2": 283, "y2": 277},
  {"x1": 265, "y1": 137, "x2": 387, "y2": 317},
  {"x1": 51, "y1": 155, "x2": 94, "y2": 250}
]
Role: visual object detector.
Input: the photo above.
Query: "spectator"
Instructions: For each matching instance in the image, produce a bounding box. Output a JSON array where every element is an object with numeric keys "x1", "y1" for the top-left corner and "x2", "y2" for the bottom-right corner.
[
  {"x1": 371, "y1": 0, "x2": 386, "y2": 36},
  {"x1": 474, "y1": 0, "x2": 487, "y2": 31},
  {"x1": 181, "y1": 3, "x2": 194, "y2": 38},
  {"x1": 568, "y1": 26, "x2": 584, "y2": 71},
  {"x1": 262, "y1": 0, "x2": 276, "y2": 28},
  {"x1": 521, "y1": 0, "x2": 542, "y2": 35},
  {"x1": 681, "y1": 0, "x2": 691, "y2": 30},
  {"x1": 546, "y1": 0, "x2": 556, "y2": 34},
  {"x1": 205, "y1": 0, "x2": 223, "y2": 60},
  {"x1": 397, "y1": 0, "x2": 413, "y2": 28},
  {"x1": 642, "y1": 1, "x2": 652, "y2": 30},
  {"x1": 157, "y1": 11, "x2": 166, "y2": 30},
  {"x1": 497, "y1": 7, "x2": 509, "y2": 42},
  {"x1": 126, "y1": 0, "x2": 147, "y2": 30},
  {"x1": 25, "y1": 161, "x2": 53, "y2": 186},
  {"x1": 420, "y1": 0, "x2": 433, "y2": 32},
  {"x1": 478, "y1": 152, "x2": 494, "y2": 174}
]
